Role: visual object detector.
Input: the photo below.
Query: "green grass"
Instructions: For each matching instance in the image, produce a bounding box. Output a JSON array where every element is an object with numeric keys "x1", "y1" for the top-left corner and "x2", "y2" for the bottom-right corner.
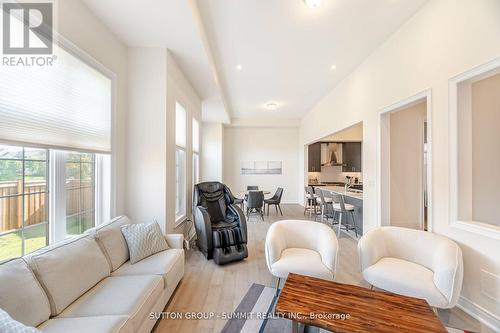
[
  {"x1": 0, "y1": 224, "x2": 47, "y2": 262},
  {"x1": 0, "y1": 216, "x2": 94, "y2": 262}
]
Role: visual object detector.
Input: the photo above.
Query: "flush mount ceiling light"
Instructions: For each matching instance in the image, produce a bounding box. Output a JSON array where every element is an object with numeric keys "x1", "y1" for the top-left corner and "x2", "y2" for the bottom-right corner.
[
  {"x1": 331, "y1": 64, "x2": 337, "y2": 70},
  {"x1": 266, "y1": 103, "x2": 278, "y2": 111},
  {"x1": 304, "y1": 0, "x2": 322, "y2": 8},
  {"x1": 236, "y1": 64, "x2": 242, "y2": 71}
]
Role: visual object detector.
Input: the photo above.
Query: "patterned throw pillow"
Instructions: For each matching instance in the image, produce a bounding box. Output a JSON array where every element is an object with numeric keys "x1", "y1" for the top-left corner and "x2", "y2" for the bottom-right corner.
[
  {"x1": 0, "y1": 308, "x2": 41, "y2": 333},
  {"x1": 121, "y1": 222, "x2": 169, "y2": 264}
]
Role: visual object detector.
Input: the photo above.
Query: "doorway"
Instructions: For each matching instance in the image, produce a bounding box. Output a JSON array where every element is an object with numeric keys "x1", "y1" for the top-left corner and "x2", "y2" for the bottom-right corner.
[{"x1": 378, "y1": 90, "x2": 432, "y2": 231}]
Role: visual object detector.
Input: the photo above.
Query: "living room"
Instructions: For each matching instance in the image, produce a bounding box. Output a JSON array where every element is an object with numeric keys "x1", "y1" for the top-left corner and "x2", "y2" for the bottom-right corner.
[{"x1": 0, "y1": 0, "x2": 499, "y2": 333}]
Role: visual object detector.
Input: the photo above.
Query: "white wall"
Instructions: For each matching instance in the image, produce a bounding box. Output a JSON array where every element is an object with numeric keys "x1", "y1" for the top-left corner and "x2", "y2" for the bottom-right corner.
[
  {"x1": 299, "y1": 0, "x2": 500, "y2": 325},
  {"x1": 126, "y1": 48, "x2": 167, "y2": 229},
  {"x1": 126, "y1": 48, "x2": 201, "y2": 234},
  {"x1": 58, "y1": 0, "x2": 128, "y2": 217},
  {"x1": 224, "y1": 127, "x2": 299, "y2": 203},
  {"x1": 201, "y1": 123, "x2": 224, "y2": 182}
]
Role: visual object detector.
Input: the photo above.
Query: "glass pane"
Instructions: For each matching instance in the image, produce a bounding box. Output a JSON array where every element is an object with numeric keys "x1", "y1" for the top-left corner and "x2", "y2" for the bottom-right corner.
[
  {"x1": 0, "y1": 196, "x2": 23, "y2": 233},
  {"x1": 66, "y1": 214, "x2": 81, "y2": 235},
  {"x1": 24, "y1": 193, "x2": 47, "y2": 228},
  {"x1": 65, "y1": 162, "x2": 81, "y2": 189},
  {"x1": 66, "y1": 152, "x2": 81, "y2": 162},
  {"x1": 81, "y1": 162, "x2": 94, "y2": 185},
  {"x1": 81, "y1": 211, "x2": 95, "y2": 233},
  {"x1": 80, "y1": 153, "x2": 93, "y2": 163},
  {"x1": 24, "y1": 223, "x2": 47, "y2": 255},
  {"x1": 82, "y1": 186, "x2": 94, "y2": 212},
  {"x1": 24, "y1": 148, "x2": 47, "y2": 161},
  {"x1": 66, "y1": 213, "x2": 94, "y2": 236},
  {"x1": 24, "y1": 161, "x2": 47, "y2": 183},
  {"x1": 175, "y1": 148, "x2": 186, "y2": 218},
  {"x1": 0, "y1": 160, "x2": 22, "y2": 194},
  {"x1": 192, "y1": 118, "x2": 199, "y2": 152},
  {"x1": 0, "y1": 145, "x2": 22, "y2": 160},
  {"x1": 66, "y1": 188, "x2": 80, "y2": 216},
  {"x1": 193, "y1": 153, "x2": 199, "y2": 185},
  {"x1": 0, "y1": 230, "x2": 22, "y2": 261}
]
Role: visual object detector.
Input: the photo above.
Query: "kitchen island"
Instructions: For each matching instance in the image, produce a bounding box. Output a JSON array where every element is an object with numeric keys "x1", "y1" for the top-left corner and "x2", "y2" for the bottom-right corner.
[{"x1": 321, "y1": 185, "x2": 363, "y2": 236}]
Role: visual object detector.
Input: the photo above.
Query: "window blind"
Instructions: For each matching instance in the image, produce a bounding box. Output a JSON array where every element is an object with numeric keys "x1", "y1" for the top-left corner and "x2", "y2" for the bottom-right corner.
[
  {"x1": 0, "y1": 44, "x2": 112, "y2": 153},
  {"x1": 175, "y1": 102, "x2": 186, "y2": 147}
]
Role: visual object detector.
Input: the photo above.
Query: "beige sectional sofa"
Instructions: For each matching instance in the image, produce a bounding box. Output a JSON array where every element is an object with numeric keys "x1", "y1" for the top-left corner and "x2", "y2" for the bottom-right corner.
[{"x1": 0, "y1": 216, "x2": 184, "y2": 333}]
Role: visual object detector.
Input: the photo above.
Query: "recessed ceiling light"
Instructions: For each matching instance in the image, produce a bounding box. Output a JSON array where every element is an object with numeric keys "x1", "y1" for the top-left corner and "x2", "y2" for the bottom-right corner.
[
  {"x1": 236, "y1": 64, "x2": 242, "y2": 71},
  {"x1": 304, "y1": 0, "x2": 322, "y2": 8},
  {"x1": 266, "y1": 103, "x2": 278, "y2": 111},
  {"x1": 331, "y1": 64, "x2": 337, "y2": 70}
]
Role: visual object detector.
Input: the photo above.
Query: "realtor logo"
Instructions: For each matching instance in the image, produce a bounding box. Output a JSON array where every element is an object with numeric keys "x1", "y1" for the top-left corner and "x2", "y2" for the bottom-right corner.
[{"x1": 2, "y1": 2, "x2": 53, "y2": 54}]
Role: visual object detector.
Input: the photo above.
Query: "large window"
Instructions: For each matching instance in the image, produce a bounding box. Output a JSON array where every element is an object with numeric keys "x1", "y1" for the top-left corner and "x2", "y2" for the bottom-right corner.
[
  {"x1": 0, "y1": 144, "x2": 108, "y2": 261},
  {"x1": 192, "y1": 118, "x2": 200, "y2": 185},
  {"x1": 0, "y1": 145, "x2": 48, "y2": 261},
  {"x1": 0, "y1": 35, "x2": 113, "y2": 261},
  {"x1": 175, "y1": 103, "x2": 187, "y2": 222}
]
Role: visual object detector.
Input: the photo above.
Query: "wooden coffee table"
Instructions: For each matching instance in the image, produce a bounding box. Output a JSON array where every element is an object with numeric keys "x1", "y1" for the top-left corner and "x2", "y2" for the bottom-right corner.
[{"x1": 275, "y1": 273, "x2": 447, "y2": 333}]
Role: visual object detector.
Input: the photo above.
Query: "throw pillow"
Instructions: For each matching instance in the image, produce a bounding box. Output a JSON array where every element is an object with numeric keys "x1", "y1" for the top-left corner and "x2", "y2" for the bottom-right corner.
[
  {"x1": 121, "y1": 222, "x2": 169, "y2": 264},
  {"x1": 0, "y1": 308, "x2": 41, "y2": 333}
]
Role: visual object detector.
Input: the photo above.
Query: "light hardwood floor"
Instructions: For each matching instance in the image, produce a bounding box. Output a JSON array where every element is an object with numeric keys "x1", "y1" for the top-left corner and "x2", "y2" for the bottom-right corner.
[{"x1": 155, "y1": 204, "x2": 493, "y2": 333}]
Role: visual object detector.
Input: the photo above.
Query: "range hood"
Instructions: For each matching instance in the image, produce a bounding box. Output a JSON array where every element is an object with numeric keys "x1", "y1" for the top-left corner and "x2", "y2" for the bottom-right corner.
[{"x1": 321, "y1": 143, "x2": 346, "y2": 167}]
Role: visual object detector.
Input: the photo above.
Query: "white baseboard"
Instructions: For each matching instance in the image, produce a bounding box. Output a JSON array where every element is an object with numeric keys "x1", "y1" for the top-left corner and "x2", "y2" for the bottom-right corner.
[{"x1": 456, "y1": 296, "x2": 500, "y2": 331}]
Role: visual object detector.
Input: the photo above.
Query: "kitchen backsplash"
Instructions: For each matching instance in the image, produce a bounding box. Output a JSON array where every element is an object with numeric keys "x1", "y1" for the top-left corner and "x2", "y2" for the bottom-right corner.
[{"x1": 308, "y1": 166, "x2": 362, "y2": 184}]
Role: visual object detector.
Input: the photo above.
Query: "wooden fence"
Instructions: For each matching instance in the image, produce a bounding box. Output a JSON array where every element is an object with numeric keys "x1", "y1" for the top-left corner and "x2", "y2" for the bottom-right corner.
[
  {"x1": 0, "y1": 180, "x2": 94, "y2": 233},
  {"x1": 0, "y1": 180, "x2": 46, "y2": 233}
]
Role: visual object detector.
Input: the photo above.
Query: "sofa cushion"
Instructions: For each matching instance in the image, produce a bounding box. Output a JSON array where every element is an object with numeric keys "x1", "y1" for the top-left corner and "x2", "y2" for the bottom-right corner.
[
  {"x1": 58, "y1": 275, "x2": 163, "y2": 331},
  {"x1": 0, "y1": 259, "x2": 50, "y2": 327},
  {"x1": 111, "y1": 249, "x2": 184, "y2": 288},
  {"x1": 0, "y1": 308, "x2": 42, "y2": 333},
  {"x1": 94, "y1": 216, "x2": 132, "y2": 271},
  {"x1": 26, "y1": 235, "x2": 110, "y2": 316},
  {"x1": 271, "y1": 248, "x2": 334, "y2": 281},
  {"x1": 38, "y1": 316, "x2": 132, "y2": 333},
  {"x1": 121, "y1": 222, "x2": 169, "y2": 264},
  {"x1": 362, "y1": 257, "x2": 448, "y2": 308}
]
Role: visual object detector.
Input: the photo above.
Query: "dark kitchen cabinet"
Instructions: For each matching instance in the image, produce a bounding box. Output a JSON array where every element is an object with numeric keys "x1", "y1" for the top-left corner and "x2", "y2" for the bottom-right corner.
[
  {"x1": 308, "y1": 143, "x2": 321, "y2": 172},
  {"x1": 342, "y1": 142, "x2": 362, "y2": 172}
]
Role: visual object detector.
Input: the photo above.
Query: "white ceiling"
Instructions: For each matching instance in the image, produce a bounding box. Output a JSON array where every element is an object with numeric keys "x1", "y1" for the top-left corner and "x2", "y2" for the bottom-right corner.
[
  {"x1": 82, "y1": 0, "x2": 428, "y2": 122},
  {"x1": 82, "y1": 0, "x2": 230, "y2": 122},
  {"x1": 198, "y1": 0, "x2": 427, "y2": 119}
]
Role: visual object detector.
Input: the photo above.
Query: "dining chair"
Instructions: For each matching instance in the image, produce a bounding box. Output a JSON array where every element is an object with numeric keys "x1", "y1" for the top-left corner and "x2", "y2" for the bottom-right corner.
[
  {"x1": 245, "y1": 190, "x2": 264, "y2": 221},
  {"x1": 331, "y1": 193, "x2": 357, "y2": 237},
  {"x1": 244, "y1": 186, "x2": 259, "y2": 204},
  {"x1": 264, "y1": 187, "x2": 284, "y2": 216}
]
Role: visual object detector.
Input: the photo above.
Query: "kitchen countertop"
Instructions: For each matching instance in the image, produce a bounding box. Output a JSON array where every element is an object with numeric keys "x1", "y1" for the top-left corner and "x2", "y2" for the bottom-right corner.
[{"x1": 322, "y1": 186, "x2": 363, "y2": 200}]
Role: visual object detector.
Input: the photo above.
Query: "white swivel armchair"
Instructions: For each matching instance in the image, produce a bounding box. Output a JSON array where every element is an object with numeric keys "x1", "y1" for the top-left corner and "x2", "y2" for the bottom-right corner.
[
  {"x1": 358, "y1": 226, "x2": 463, "y2": 308},
  {"x1": 265, "y1": 220, "x2": 339, "y2": 295}
]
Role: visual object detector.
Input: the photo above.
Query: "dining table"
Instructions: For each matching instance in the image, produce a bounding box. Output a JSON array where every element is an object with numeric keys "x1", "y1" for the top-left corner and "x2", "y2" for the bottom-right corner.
[{"x1": 237, "y1": 190, "x2": 271, "y2": 198}]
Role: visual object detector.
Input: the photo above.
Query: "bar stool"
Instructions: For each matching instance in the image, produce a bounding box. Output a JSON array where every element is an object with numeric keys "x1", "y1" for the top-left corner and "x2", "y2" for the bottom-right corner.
[
  {"x1": 303, "y1": 186, "x2": 318, "y2": 217},
  {"x1": 331, "y1": 193, "x2": 358, "y2": 238},
  {"x1": 317, "y1": 188, "x2": 335, "y2": 224}
]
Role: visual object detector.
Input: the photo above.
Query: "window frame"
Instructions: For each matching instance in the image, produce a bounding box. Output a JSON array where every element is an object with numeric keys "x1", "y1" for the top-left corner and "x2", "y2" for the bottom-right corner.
[{"x1": 175, "y1": 102, "x2": 188, "y2": 225}]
